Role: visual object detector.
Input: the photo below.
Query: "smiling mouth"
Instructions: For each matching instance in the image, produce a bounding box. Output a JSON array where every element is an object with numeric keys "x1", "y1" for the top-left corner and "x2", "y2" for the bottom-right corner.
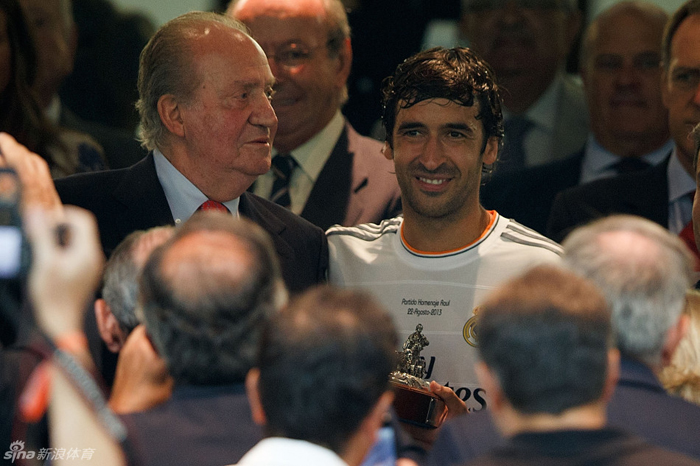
[
  {"x1": 418, "y1": 177, "x2": 448, "y2": 185},
  {"x1": 248, "y1": 137, "x2": 270, "y2": 145}
]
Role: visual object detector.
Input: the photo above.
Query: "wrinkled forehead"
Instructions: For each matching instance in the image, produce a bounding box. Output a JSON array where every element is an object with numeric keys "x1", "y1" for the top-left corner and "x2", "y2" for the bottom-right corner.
[
  {"x1": 233, "y1": 0, "x2": 328, "y2": 21},
  {"x1": 232, "y1": 0, "x2": 331, "y2": 47},
  {"x1": 187, "y1": 23, "x2": 269, "y2": 69}
]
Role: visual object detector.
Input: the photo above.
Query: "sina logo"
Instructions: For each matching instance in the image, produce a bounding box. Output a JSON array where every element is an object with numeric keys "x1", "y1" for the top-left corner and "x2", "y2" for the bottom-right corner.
[{"x1": 4, "y1": 440, "x2": 35, "y2": 462}]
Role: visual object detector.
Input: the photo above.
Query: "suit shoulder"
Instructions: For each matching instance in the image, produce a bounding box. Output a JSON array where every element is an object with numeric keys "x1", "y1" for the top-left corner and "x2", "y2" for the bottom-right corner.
[
  {"x1": 557, "y1": 167, "x2": 654, "y2": 204},
  {"x1": 345, "y1": 124, "x2": 387, "y2": 162},
  {"x1": 54, "y1": 167, "x2": 128, "y2": 205},
  {"x1": 243, "y1": 192, "x2": 325, "y2": 235},
  {"x1": 485, "y1": 151, "x2": 583, "y2": 194}
]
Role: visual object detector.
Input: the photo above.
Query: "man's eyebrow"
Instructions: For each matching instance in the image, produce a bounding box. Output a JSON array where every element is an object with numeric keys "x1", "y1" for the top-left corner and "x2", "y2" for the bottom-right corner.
[
  {"x1": 230, "y1": 79, "x2": 276, "y2": 90},
  {"x1": 397, "y1": 122, "x2": 426, "y2": 131},
  {"x1": 443, "y1": 123, "x2": 473, "y2": 132}
]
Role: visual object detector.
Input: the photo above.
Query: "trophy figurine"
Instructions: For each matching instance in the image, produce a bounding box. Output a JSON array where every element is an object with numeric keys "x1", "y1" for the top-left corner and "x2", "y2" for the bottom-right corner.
[{"x1": 389, "y1": 324, "x2": 447, "y2": 428}]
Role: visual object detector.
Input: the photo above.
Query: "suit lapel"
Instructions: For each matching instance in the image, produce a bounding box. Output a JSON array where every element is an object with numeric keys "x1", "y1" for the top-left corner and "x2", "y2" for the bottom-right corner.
[
  {"x1": 239, "y1": 192, "x2": 295, "y2": 262},
  {"x1": 112, "y1": 153, "x2": 174, "y2": 231},
  {"x1": 301, "y1": 125, "x2": 353, "y2": 230},
  {"x1": 617, "y1": 154, "x2": 670, "y2": 227},
  {"x1": 342, "y1": 124, "x2": 374, "y2": 226}
]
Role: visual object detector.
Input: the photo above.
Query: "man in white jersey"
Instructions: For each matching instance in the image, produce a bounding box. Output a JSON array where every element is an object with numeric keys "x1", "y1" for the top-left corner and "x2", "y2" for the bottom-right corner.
[{"x1": 328, "y1": 47, "x2": 563, "y2": 413}]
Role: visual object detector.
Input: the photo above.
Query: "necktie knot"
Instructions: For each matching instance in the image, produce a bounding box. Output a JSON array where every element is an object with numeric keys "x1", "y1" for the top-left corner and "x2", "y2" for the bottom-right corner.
[
  {"x1": 610, "y1": 157, "x2": 651, "y2": 175},
  {"x1": 198, "y1": 200, "x2": 230, "y2": 213},
  {"x1": 271, "y1": 154, "x2": 296, "y2": 180}
]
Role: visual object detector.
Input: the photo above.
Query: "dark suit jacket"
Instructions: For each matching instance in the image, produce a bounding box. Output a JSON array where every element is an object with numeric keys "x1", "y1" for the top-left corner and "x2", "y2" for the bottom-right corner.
[
  {"x1": 298, "y1": 122, "x2": 401, "y2": 231},
  {"x1": 422, "y1": 356, "x2": 700, "y2": 466},
  {"x1": 547, "y1": 156, "x2": 670, "y2": 243},
  {"x1": 121, "y1": 384, "x2": 261, "y2": 466},
  {"x1": 54, "y1": 154, "x2": 328, "y2": 294},
  {"x1": 481, "y1": 149, "x2": 584, "y2": 236}
]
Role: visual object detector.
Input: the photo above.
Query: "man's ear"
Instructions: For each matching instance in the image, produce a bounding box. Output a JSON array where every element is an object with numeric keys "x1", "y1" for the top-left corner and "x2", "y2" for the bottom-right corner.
[
  {"x1": 661, "y1": 70, "x2": 671, "y2": 110},
  {"x1": 245, "y1": 368, "x2": 267, "y2": 426},
  {"x1": 482, "y1": 137, "x2": 499, "y2": 165},
  {"x1": 475, "y1": 361, "x2": 504, "y2": 410},
  {"x1": 661, "y1": 313, "x2": 690, "y2": 367},
  {"x1": 602, "y1": 348, "x2": 620, "y2": 402},
  {"x1": 158, "y1": 94, "x2": 185, "y2": 138},
  {"x1": 382, "y1": 142, "x2": 393, "y2": 161},
  {"x1": 365, "y1": 391, "x2": 394, "y2": 434},
  {"x1": 94, "y1": 299, "x2": 127, "y2": 353},
  {"x1": 334, "y1": 38, "x2": 353, "y2": 89},
  {"x1": 340, "y1": 390, "x2": 394, "y2": 466},
  {"x1": 580, "y1": 66, "x2": 589, "y2": 91}
]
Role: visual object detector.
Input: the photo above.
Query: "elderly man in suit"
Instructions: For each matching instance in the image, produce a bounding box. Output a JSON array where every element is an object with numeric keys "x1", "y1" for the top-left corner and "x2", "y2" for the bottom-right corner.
[
  {"x1": 119, "y1": 213, "x2": 288, "y2": 466},
  {"x1": 547, "y1": 0, "x2": 700, "y2": 250},
  {"x1": 227, "y1": 0, "x2": 401, "y2": 231},
  {"x1": 54, "y1": 11, "x2": 327, "y2": 294}
]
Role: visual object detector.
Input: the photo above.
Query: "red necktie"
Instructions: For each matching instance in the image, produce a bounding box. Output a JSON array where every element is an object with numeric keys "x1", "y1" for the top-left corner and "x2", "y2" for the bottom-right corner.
[
  {"x1": 680, "y1": 220, "x2": 700, "y2": 268},
  {"x1": 198, "y1": 200, "x2": 230, "y2": 213}
]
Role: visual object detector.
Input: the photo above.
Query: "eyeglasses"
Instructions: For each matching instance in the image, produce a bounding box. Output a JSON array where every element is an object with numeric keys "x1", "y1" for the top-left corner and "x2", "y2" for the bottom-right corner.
[
  {"x1": 593, "y1": 53, "x2": 661, "y2": 73},
  {"x1": 266, "y1": 42, "x2": 330, "y2": 69},
  {"x1": 465, "y1": 0, "x2": 571, "y2": 12}
]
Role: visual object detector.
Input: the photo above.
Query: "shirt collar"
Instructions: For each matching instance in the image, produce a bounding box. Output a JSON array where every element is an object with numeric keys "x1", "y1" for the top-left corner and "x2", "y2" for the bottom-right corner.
[
  {"x1": 153, "y1": 149, "x2": 240, "y2": 224},
  {"x1": 583, "y1": 134, "x2": 674, "y2": 175},
  {"x1": 504, "y1": 74, "x2": 562, "y2": 133},
  {"x1": 274, "y1": 110, "x2": 345, "y2": 182},
  {"x1": 668, "y1": 145, "x2": 696, "y2": 203}
]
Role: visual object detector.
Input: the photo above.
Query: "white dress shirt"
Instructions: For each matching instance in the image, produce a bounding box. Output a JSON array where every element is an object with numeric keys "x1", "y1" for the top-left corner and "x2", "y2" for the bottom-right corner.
[
  {"x1": 254, "y1": 111, "x2": 345, "y2": 215},
  {"x1": 579, "y1": 135, "x2": 673, "y2": 185},
  {"x1": 153, "y1": 149, "x2": 240, "y2": 224}
]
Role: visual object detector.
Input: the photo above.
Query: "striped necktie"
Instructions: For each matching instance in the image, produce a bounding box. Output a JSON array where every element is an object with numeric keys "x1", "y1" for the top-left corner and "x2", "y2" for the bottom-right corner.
[{"x1": 270, "y1": 153, "x2": 296, "y2": 209}]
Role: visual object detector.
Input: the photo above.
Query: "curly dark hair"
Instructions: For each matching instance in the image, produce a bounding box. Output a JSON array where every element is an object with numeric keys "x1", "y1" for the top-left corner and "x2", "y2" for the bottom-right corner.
[{"x1": 381, "y1": 47, "x2": 504, "y2": 155}]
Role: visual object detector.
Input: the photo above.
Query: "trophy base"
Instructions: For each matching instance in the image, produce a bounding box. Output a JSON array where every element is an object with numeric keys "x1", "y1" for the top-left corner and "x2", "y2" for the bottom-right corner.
[{"x1": 390, "y1": 381, "x2": 447, "y2": 428}]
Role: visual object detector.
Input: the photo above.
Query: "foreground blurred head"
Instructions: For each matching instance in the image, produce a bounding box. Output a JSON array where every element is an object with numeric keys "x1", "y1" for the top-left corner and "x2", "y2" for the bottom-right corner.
[{"x1": 139, "y1": 212, "x2": 287, "y2": 385}]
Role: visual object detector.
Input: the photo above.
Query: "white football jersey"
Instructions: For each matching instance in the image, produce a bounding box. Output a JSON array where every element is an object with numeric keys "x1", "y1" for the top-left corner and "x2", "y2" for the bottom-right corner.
[{"x1": 327, "y1": 212, "x2": 563, "y2": 411}]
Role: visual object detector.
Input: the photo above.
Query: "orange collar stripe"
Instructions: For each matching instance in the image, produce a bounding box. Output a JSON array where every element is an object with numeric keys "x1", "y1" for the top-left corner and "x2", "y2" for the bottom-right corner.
[{"x1": 401, "y1": 210, "x2": 497, "y2": 256}]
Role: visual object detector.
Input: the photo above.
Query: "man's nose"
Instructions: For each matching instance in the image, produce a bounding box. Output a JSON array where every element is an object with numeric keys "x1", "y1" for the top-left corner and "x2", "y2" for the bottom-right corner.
[
  {"x1": 251, "y1": 94, "x2": 278, "y2": 129},
  {"x1": 419, "y1": 136, "x2": 446, "y2": 171}
]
